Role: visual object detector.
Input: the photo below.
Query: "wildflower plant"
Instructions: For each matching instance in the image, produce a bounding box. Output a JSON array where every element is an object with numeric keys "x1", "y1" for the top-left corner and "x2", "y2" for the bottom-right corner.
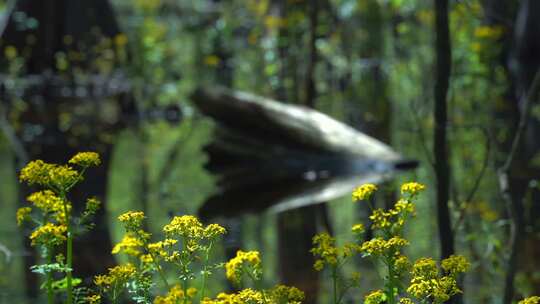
[
  {"x1": 17, "y1": 152, "x2": 102, "y2": 304},
  {"x1": 99, "y1": 211, "x2": 305, "y2": 304},
  {"x1": 312, "y1": 182, "x2": 469, "y2": 304},
  {"x1": 16, "y1": 153, "x2": 539, "y2": 303}
]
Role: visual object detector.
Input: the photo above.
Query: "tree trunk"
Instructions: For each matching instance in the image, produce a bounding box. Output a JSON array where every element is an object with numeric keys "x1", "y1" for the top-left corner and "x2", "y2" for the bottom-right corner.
[{"x1": 433, "y1": 0, "x2": 455, "y2": 261}]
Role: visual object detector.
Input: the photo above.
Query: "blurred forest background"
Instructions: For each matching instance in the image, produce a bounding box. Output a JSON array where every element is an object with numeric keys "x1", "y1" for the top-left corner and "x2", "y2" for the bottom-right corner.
[{"x1": 0, "y1": 0, "x2": 539, "y2": 303}]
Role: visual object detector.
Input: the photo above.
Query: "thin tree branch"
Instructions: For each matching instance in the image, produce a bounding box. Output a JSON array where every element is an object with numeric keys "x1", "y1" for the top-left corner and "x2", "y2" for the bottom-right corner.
[
  {"x1": 452, "y1": 125, "x2": 491, "y2": 232},
  {"x1": 499, "y1": 68, "x2": 540, "y2": 304}
]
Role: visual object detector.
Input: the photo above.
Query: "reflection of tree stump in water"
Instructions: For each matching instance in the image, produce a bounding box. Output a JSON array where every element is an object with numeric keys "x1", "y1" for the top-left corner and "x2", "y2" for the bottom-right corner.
[{"x1": 192, "y1": 87, "x2": 415, "y2": 218}]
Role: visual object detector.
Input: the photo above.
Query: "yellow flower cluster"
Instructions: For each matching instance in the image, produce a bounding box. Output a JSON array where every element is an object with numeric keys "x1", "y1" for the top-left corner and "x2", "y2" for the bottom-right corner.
[
  {"x1": 148, "y1": 239, "x2": 179, "y2": 261},
  {"x1": 4, "y1": 45, "x2": 17, "y2": 60},
  {"x1": 400, "y1": 182, "x2": 426, "y2": 196},
  {"x1": 269, "y1": 285, "x2": 305, "y2": 304},
  {"x1": 225, "y1": 250, "x2": 262, "y2": 284},
  {"x1": 411, "y1": 258, "x2": 438, "y2": 278},
  {"x1": 118, "y1": 211, "x2": 145, "y2": 230},
  {"x1": 163, "y1": 215, "x2": 203, "y2": 238},
  {"x1": 29, "y1": 223, "x2": 67, "y2": 246},
  {"x1": 519, "y1": 296, "x2": 540, "y2": 304},
  {"x1": 203, "y1": 288, "x2": 265, "y2": 304},
  {"x1": 19, "y1": 160, "x2": 55, "y2": 185},
  {"x1": 441, "y1": 255, "x2": 470, "y2": 275},
  {"x1": 68, "y1": 152, "x2": 101, "y2": 167},
  {"x1": 16, "y1": 207, "x2": 32, "y2": 226},
  {"x1": 27, "y1": 190, "x2": 70, "y2": 223},
  {"x1": 154, "y1": 285, "x2": 197, "y2": 304},
  {"x1": 359, "y1": 236, "x2": 409, "y2": 256},
  {"x1": 352, "y1": 183, "x2": 377, "y2": 201},
  {"x1": 85, "y1": 197, "x2": 101, "y2": 214},
  {"x1": 140, "y1": 253, "x2": 154, "y2": 264},
  {"x1": 407, "y1": 256, "x2": 468, "y2": 303},
  {"x1": 393, "y1": 199, "x2": 416, "y2": 214},
  {"x1": 368, "y1": 199, "x2": 416, "y2": 231},
  {"x1": 394, "y1": 255, "x2": 411, "y2": 273},
  {"x1": 85, "y1": 294, "x2": 101, "y2": 304},
  {"x1": 351, "y1": 223, "x2": 365, "y2": 234},
  {"x1": 311, "y1": 233, "x2": 339, "y2": 270},
  {"x1": 204, "y1": 223, "x2": 227, "y2": 239},
  {"x1": 160, "y1": 215, "x2": 226, "y2": 252},
  {"x1": 369, "y1": 209, "x2": 392, "y2": 229},
  {"x1": 399, "y1": 298, "x2": 414, "y2": 304},
  {"x1": 474, "y1": 25, "x2": 505, "y2": 40},
  {"x1": 365, "y1": 289, "x2": 386, "y2": 304},
  {"x1": 94, "y1": 263, "x2": 136, "y2": 291},
  {"x1": 111, "y1": 234, "x2": 144, "y2": 256},
  {"x1": 20, "y1": 160, "x2": 79, "y2": 189},
  {"x1": 408, "y1": 275, "x2": 460, "y2": 303}
]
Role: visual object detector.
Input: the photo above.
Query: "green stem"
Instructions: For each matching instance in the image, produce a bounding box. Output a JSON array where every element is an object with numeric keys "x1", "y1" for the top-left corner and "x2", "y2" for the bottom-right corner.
[
  {"x1": 61, "y1": 191, "x2": 73, "y2": 304},
  {"x1": 46, "y1": 246, "x2": 54, "y2": 304},
  {"x1": 332, "y1": 266, "x2": 339, "y2": 304},
  {"x1": 112, "y1": 281, "x2": 118, "y2": 304},
  {"x1": 182, "y1": 264, "x2": 189, "y2": 304},
  {"x1": 199, "y1": 242, "x2": 213, "y2": 301},
  {"x1": 150, "y1": 255, "x2": 170, "y2": 290},
  {"x1": 386, "y1": 255, "x2": 396, "y2": 304}
]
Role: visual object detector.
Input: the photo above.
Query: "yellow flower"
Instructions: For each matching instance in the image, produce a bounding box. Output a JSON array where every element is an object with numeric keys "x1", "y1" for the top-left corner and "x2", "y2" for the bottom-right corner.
[
  {"x1": 313, "y1": 259, "x2": 324, "y2": 271},
  {"x1": 393, "y1": 199, "x2": 416, "y2": 215},
  {"x1": 394, "y1": 255, "x2": 411, "y2": 273},
  {"x1": 519, "y1": 296, "x2": 540, "y2": 304},
  {"x1": 352, "y1": 183, "x2": 378, "y2": 201},
  {"x1": 118, "y1": 211, "x2": 145, "y2": 230},
  {"x1": 20, "y1": 159, "x2": 81, "y2": 189},
  {"x1": 369, "y1": 209, "x2": 392, "y2": 229},
  {"x1": 27, "y1": 190, "x2": 70, "y2": 223},
  {"x1": 140, "y1": 254, "x2": 154, "y2": 264},
  {"x1": 4, "y1": 45, "x2": 17, "y2": 60},
  {"x1": 163, "y1": 215, "x2": 203, "y2": 239},
  {"x1": 441, "y1": 255, "x2": 470, "y2": 275},
  {"x1": 94, "y1": 263, "x2": 136, "y2": 291},
  {"x1": 359, "y1": 237, "x2": 409, "y2": 256},
  {"x1": 225, "y1": 250, "x2": 262, "y2": 284},
  {"x1": 270, "y1": 284, "x2": 305, "y2": 303},
  {"x1": 29, "y1": 223, "x2": 67, "y2": 246},
  {"x1": 187, "y1": 287, "x2": 198, "y2": 298},
  {"x1": 310, "y1": 233, "x2": 339, "y2": 269},
  {"x1": 351, "y1": 223, "x2": 365, "y2": 234},
  {"x1": 112, "y1": 234, "x2": 144, "y2": 256},
  {"x1": 69, "y1": 152, "x2": 101, "y2": 167},
  {"x1": 365, "y1": 290, "x2": 386, "y2": 304},
  {"x1": 407, "y1": 257, "x2": 465, "y2": 303},
  {"x1": 204, "y1": 55, "x2": 220, "y2": 67},
  {"x1": 203, "y1": 223, "x2": 227, "y2": 238},
  {"x1": 237, "y1": 288, "x2": 265, "y2": 303},
  {"x1": 399, "y1": 298, "x2": 414, "y2": 304},
  {"x1": 16, "y1": 207, "x2": 32, "y2": 226},
  {"x1": 400, "y1": 182, "x2": 426, "y2": 195},
  {"x1": 147, "y1": 239, "x2": 178, "y2": 259},
  {"x1": 154, "y1": 285, "x2": 188, "y2": 304},
  {"x1": 411, "y1": 257, "x2": 438, "y2": 279},
  {"x1": 84, "y1": 197, "x2": 101, "y2": 215},
  {"x1": 50, "y1": 165, "x2": 80, "y2": 189},
  {"x1": 114, "y1": 33, "x2": 128, "y2": 46},
  {"x1": 474, "y1": 25, "x2": 505, "y2": 40},
  {"x1": 85, "y1": 294, "x2": 101, "y2": 304},
  {"x1": 204, "y1": 288, "x2": 266, "y2": 303}
]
